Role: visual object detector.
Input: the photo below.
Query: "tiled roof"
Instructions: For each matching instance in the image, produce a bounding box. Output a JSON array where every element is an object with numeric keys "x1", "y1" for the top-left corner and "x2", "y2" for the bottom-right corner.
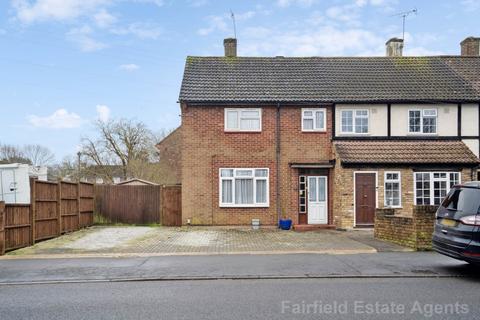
[
  {"x1": 179, "y1": 56, "x2": 480, "y2": 103},
  {"x1": 334, "y1": 140, "x2": 480, "y2": 165}
]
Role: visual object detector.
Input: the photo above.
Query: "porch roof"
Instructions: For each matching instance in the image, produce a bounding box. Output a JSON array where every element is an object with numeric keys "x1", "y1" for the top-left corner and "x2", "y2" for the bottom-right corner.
[{"x1": 334, "y1": 140, "x2": 480, "y2": 165}]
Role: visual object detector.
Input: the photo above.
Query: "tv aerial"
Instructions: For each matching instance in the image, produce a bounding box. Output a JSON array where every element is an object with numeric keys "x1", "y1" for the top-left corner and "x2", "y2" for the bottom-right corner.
[{"x1": 392, "y1": 8, "x2": 418, "y2": 41}]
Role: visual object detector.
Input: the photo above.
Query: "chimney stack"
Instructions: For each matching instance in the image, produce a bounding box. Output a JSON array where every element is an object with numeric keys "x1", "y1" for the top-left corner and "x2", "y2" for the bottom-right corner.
[
  {"x1": 386, "y1": 37, "x2": 404, "y2": 57},
  {"x1": 224, "y1": 38, "x2": 237, "y2": 57},
  {"x1": 460, "y1": 37, "x2": 480, "y2": 56}
]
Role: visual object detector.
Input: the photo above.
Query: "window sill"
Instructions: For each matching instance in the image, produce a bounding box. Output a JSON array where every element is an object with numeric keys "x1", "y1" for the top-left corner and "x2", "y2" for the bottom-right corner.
[
  {"x1": 224, "y1": 130, "x2": 262, "y2": 134},
  {"x1": 220, "y1": 204, "x2": 270, "y2": 208},
  {"x1": 301, "y1": 130, "x2": 327, "y2": 133},
  {"x1": 406, "y1": 133, "x2": 438, "y2": 136},
  {"x1": 339, "y1": 133, "x2": 371, "y2": 136}
]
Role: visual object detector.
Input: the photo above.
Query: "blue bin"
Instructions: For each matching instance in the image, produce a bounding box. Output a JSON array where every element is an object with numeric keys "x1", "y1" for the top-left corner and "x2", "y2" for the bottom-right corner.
[{"x1": 279, "y1": 219, "x2": 292, "y2": 230}]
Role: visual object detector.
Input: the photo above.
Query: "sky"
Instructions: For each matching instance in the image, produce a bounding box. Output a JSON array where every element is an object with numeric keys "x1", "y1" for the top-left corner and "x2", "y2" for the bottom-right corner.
[{"x1": 0, "y1": 0, "x2": 479, "y2": 161}]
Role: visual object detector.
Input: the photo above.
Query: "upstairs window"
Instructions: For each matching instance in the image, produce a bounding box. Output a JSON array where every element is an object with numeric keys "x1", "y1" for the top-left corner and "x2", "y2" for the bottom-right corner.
[
  {"x1": 341, "y1": 109, "x2": 369, "y2": 134},
  {"x1": 409, "y1": 109, "x2": 437, "y2": 134},
  {"x1": 225, "y1": 108, "x2": 261, "y2": 132},
  {"x1": 302, "y1": 108, "x2": 326, "y2": 131},
  {"x1": 220, "y1": 168, "x2": 269, "y2": 207}
]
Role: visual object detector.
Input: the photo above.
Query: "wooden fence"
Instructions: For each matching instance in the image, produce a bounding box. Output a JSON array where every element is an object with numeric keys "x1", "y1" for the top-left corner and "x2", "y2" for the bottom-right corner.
[
  {"x1": 95, "y1": 185, "x2": 181, "y2": 226},
  {"x1": 0, "y1": 179, "x2": 94, "y2": 254}
]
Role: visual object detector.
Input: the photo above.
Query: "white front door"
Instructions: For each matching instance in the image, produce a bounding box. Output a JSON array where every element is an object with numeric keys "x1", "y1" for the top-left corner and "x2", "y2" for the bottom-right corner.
[{"x1": 307, "y1": 176, "x2": 328, "y2": 224}]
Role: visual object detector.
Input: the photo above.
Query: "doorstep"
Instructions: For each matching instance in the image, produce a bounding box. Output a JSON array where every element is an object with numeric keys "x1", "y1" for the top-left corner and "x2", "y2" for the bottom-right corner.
[{"x1": 293, "y1": 224, "x2": 337, "y2": 232}]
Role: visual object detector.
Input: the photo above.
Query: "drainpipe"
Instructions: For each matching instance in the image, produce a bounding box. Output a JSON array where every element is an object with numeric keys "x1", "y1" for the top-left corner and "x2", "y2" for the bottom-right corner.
[{"x1": 276, "y1": 102, "x2": 281, "y2": 224}]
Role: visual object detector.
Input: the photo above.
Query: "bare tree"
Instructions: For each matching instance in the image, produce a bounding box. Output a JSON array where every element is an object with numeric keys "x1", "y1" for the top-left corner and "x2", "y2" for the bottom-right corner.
[
  {"x1": 80, "y1": 119, "x2": 157, "y2": 181},
  {"x1": 22, "y1": 144, "x2": 55, "y2": 167},
  {"x1": 48, "y1": 156, "x2": 77, "y2": 181},
  {"x1": 0, "y1": 143, "x2": 31, "y2": 164}
]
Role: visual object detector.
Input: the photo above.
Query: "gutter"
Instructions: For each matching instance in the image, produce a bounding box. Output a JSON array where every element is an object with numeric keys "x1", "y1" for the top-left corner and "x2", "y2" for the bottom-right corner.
[{"x1": 276, "y1": 102, "x2": 281, "y2": 224}]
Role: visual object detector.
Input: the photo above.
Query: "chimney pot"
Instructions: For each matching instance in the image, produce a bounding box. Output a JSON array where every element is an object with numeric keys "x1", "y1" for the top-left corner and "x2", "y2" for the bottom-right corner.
[
  {"x1": 386, "y1": 37, "x2": 404, "y2": 57},
  {"x1": 460, "y1": 37, "x2": 480, "y2": 56},
  {"x1": 224, "y1": 38, "x2": 237, "y2": 57}
]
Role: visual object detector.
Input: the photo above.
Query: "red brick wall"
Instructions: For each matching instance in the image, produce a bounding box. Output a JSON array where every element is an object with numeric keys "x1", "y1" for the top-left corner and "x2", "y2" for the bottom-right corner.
[{"x1": 181, "y1": 104, "x2": 334, "y2": 225}]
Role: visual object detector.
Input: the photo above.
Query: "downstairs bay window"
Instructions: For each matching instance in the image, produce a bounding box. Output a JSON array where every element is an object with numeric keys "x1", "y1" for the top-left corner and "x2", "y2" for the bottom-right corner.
[
  {"x1": 414, "y1": 172, "x2": 460, "y2": 206},
  {"x1": 220, "y1": 168, "x2": 269, "y2": 207}
]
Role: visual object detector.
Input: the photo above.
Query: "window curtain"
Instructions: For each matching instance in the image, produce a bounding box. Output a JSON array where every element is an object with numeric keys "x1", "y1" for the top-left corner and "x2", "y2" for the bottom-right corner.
[
  {"x1": 235, "y1": 179, "x2": 254, "y2": 204},
  {"x1": 256, "y1": 180, "x2": 267, "y2": 203},
  {"x1": 222, "y1": 180, "x2": 233, "y2": 203}
]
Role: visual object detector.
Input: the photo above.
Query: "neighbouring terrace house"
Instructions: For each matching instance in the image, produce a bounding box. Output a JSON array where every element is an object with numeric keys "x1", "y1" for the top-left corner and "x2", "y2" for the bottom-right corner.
[{"x1": 160, "y1": 36, "x2": 480, "y2": 229}]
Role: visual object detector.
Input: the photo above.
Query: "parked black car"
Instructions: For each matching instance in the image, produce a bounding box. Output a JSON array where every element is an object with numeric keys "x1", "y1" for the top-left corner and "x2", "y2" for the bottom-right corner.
[{"x1": 432, "y1": 181, "x2": 480, "y2": 265}]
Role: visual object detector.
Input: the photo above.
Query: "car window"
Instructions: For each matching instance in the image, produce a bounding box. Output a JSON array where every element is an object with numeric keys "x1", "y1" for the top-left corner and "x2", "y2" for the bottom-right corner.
[{"x1": 442, "y1": 188, "x2": 480, "y2": 214}]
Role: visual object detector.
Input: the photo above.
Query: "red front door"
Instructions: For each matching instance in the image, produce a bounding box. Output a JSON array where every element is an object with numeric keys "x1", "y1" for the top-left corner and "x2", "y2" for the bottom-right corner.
[{"x1": 355, "y1": 173, "x2": 376, "y2": 226}]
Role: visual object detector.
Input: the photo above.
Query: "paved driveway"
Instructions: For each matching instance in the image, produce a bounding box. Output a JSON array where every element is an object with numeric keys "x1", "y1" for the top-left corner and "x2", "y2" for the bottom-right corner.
[{"x1": 4, "y1": 226, "x2": 410, "y2": 257}]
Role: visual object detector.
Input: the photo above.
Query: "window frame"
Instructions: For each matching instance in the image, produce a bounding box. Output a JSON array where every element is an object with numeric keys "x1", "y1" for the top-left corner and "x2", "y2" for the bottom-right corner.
[
  {"x1": 413, "y1": 172, "x2": 461, "y2": 206},
  {"x1": 301, "y1": 108, "x2": 327, "y2": 132},
  {"x1": 340, "y1": 109, "x2": 370, "y2": 134},
  {"x1": 224, "y1": 108, "x2": 262, "y2": 132},
  {"x1": 408, "y1": 108, "x2": 438, "y2": 134},
  {"x1": 384, "y1": 171, "x2": 402, "y2": 208},
  {"x1": 219, "y1": 168, "x2": 269, "y2": 208}
]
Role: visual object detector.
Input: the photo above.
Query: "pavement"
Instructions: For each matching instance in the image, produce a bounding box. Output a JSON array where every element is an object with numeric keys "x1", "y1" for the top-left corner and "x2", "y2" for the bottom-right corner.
[
  {"x1": 0, "y1": 252, "x2": 476, "y2": 284},
  {"x1": 5, "y1": 226, "x2": 408, "y2": 258}
]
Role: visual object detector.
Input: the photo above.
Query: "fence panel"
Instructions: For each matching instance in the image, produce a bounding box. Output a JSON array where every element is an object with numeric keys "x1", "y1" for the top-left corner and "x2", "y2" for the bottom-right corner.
[
  {"x1": 60, "y1": 181, "x2": 79, "y2": 233},
  {"x1": 161, "y1": 186, "x2": 182, "y2": 227},
  {"x1": 34, "y1": 181, "x2": 59, "y2": 241},
  {"x1": 4, "y1": 204, "x2": 31, "y2": 250},
  {"x1": 79, "y1": 182, "x2": 94, "y2": 227},
  {"x1": 95, "y1": 185, "x2": 162, "y2": 224},
  {"x1": 0, "y1": 202, "x2": 4, "y2": 255}
]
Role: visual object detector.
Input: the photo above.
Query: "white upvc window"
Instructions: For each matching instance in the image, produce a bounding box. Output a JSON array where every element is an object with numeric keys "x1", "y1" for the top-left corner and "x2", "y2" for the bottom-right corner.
[
  {"x1": 219, "y1": 168, "x2": 269, "y2": 207},
  {"x1": 408, "y1": 109, "x2": 437, "y2": 134},
  {"x1": 414, "y1": 172, "x2": 460, "y2": 206},
  {"x1": 384, "y1": 172, "x2": 401, "y2": 208},
  {"x1": 341, "y1": 109, "x2": 369, "y2": 134},
  {"x1": 225, "y1": 108, "x2": 262, "y2": 132},
  {"x1": 302, "y1": 108, "x2": 326, "y2": 131}
]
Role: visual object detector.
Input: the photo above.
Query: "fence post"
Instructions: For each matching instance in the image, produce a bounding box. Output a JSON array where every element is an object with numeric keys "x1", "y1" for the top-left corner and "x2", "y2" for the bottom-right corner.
[
  {"x1": 77, "y1": 183, "x2": 81, "y2": 230},
  {"x1": 29, "y1": 178, "x2": 36, "y2": 245},
  {"x1": 57, "y1": 181, "x2": 62, "y2": 236},
  {"x1": 0, "y1": 201, "x2": 5, "y2": 255}
]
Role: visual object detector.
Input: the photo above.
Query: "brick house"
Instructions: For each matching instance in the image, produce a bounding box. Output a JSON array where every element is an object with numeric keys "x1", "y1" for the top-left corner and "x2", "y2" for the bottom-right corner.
[{"x1": 160, "y1": 36, "x2": 480, "y2": 229}]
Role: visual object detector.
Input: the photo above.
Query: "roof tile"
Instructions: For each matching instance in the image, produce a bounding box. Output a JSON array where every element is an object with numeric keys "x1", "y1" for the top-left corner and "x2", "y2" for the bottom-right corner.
[{"x1": 334, "y1": 140, "x2": 480, "y2": 165}]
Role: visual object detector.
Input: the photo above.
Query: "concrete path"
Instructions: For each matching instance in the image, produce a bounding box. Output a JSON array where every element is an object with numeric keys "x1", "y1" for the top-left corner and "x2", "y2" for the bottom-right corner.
[
  {"x1": 0, "y1": 252, "x2": 475, "y2": 285},
  {"x1": 5, "y1": 226, "x2": 407, "y2": 257}
]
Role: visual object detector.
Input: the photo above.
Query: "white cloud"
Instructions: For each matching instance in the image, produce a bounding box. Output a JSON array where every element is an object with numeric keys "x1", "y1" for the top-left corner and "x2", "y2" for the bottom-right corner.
[
  {"x1": 197, "y1": 15, "x2": 228, "y2": 36},
  {"x1": 110, "y1": 22, "x2": 163, "y2": 39},
  {"x1": 119, "y1": 63, "x2": 140, "y2": 71},
  {"x1": 28, "y1": 108, "x2": 83, "y2": 129},
  {"x1": 197, "y1": 11, "x2": 257, "y2": 36},
  {"x1": 67, "y1": 25, "x2": 108, "y2": 52},
  {"x1": 96, "y1": 105, "x2": 110, "y2": 122},
  {"x1": 276, "y1": 0, "x2": 316, "y2": 8},
  {"x1": 131, "y1": 0, "x2": 164, "y2": 6},
  {"x1": 240, "y1": 25, "x2": 385, "y2": 57},
  {"x1": 326, "y1": 5, "x2": 361, "y2": 26},
  {"x1": 189, "y1": 0, "x2": 208, "y2": 7},
  {"x1": 462, "y1": 0, "x2": 480, "y2": 11},
  {"x1": 94, "y1": 9, "x2": 117, "y2": 28},
  {"x1": 11, "y1": 0, "x2": 111, "y2": 24}
]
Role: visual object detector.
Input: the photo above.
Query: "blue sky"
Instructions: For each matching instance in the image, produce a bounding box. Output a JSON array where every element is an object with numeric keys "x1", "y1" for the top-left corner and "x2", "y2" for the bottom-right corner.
[{"x1": 0, "y1": 0, "x2": 479, "y2": 161}]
